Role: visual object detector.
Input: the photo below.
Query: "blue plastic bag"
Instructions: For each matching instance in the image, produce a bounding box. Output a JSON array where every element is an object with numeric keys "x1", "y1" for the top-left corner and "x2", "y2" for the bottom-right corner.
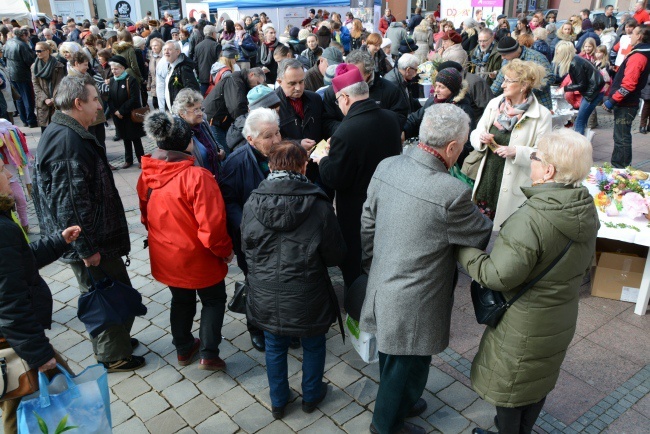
[{"x1": 17, "y1": 364, "x2": 112, "y2": 434}]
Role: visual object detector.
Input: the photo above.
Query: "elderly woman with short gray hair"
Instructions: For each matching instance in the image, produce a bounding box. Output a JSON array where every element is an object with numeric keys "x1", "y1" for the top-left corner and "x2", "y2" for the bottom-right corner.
[
  {"x1": 219, "y1": 108, "x2": 282, "y2": 353},
  {"x1": 258, "y1": 26, "x2": 281, "y2": 83},
  {"x1": 458, "y1": 129, "x2": 598, "y2": 434},
  {"x1": 172, "y1": 88, "x2": 225, "y2": 177}
]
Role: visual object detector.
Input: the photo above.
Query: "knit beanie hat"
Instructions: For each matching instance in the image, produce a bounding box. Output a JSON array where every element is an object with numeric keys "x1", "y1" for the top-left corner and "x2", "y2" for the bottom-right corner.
[
  {"x1": 145, "y1": 111, "x2": 193, "y2": 152},
  {"x1": 222, "y1": 43, "x2": 238, "y2": 59},
  {"x1": 321, "y1": 46, "x2": 343, "y2": 65},
  {"x1": 435, "y1": 67, "x2": 462, "y2": 96},
  {"x1": 247, "y1": 85, "x2": 281, "y2": 110},
  {"x1": 289, "y1": 27, "x2": 300, "y2": 39},
  {"x1": 298, "y1": 28, "x2": 311, "y2": 41},
  {"x1": 497, "y1": 36, "x2": 519, "y2": 54},
  {"x1": 436, "y1": 61, "x2": 463, "y2": 72},
  {"x1": 323, "y1": 64, "x2": 338, "y2": 85}
]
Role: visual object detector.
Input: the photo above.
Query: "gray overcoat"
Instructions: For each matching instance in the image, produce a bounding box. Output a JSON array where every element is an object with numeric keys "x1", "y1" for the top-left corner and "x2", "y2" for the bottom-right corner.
[{"x1": 359, "y1": 146, "x2": 492, "y2": 356}]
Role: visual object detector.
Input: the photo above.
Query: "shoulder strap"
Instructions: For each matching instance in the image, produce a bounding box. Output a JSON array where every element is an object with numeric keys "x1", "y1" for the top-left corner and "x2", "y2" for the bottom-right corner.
[
  {"x1": 125, "y1": 78, "x2": 130, "y2": 99},
  {"x1": 506, "y1": 240, "x2": 574, "y2": 308}
]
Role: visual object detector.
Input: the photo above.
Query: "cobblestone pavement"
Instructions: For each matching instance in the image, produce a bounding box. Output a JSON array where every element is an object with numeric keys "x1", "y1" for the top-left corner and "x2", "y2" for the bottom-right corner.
[{"x1": 3, "y1": 109, "x2": 649, "y2": 433}]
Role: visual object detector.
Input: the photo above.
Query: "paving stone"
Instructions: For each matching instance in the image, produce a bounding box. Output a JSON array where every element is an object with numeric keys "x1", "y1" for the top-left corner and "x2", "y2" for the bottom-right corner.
[
  {"x1": 324, "y1": 361, "x2": 362, "y2": 389},
  {"x1": 326, "y1": 334, "x2": 351, "y2": 357},
  {"x1": 129, "y1": 391, "x2": 170, "y2": 421},
  {"x1": 298, "y1": 417, "x2": 345, "y2": 433},
  {"x1": 113, "y1": 375, "x2": 152, "y2": 402},
  {"x1": 147, "y1": 334, "x2": 176, "y2": 357},
  {"x1": 225, "y1": 350, "x2": 258, "y2": 378},
  {"x1": 232, "y1": 402, "x2": 275, "y2": 433},
  {"x1": 342, "y1": 410, "x2": 373, "y2": 433},
  {"x1": 462, "y1": 398, "x2": 495, "y2": 428},
  {"x1": 213, "y1": 385, "x2": 256, "y2": 416},
  {"x1": 113, "y1": 416, "x2": 149, "y2": 434},
  {"x1": 197, "y1": 371, "x2": 237, "y2": 399},
  {"x1": 145, "y1": 364, "x2": 183, "y2": 390},
  {"x1": 144, "y1": 408, "x2": 188, "y2": 434},
  {"x1": 238, "y1": 365, "x2": 270, "y2": 395},
  {"x1": 180, "y1": 363, "x2": 218, "y2": 384},
  {"x1": 344, "y1": 377, "x2": 379, "y2": 405},
  {"x1": 62, "y1": 340, "x2": 94, "y2": 363},
  {"x1": 52, "y1": 305, "x2": 78, "y2": 324},
  {"x1": 177, "y1": 394, "x2": 219, "y2": 427},
  {"x1": 421, "y1": 390, "x2": 445, "y2": 419},
  {"x1": 257, "y1": 420, "x2": 295, "y2": 434},
  {"x1": 426, "y1": 366, "x2": 455, "y2": 394},
  {"x1": 162, "y1": 379, "x2": 200, "y2": 408},
  {"x1": 110, "y1": 400, "x2": 135, "y2": 426},
  {"x1": 232, "y1": 332, "x2": 255, "y2": 352},
  {"x1": 437, "y1": 381, "x2": 479, "y2": 411},
  {"x1": 195, "y1": 411, "x2": 239, "y2": 434},
  {"x1": 332, "y1": 401, "x2": 364, "y2": 425},
  {"x1": 427, "y1": 405, "x2": 471, "y2": 434},
  {"x1": 318, "y1": 385, "x2": 354, "y2": 417},
  {"x1": 282, "y1": 401, "x2": 324, "y2": 431},
  {"x1": 221, "y1": 318, "x2": 247, "y2": 340},
  {"x1": 134, "y1": 351, "x2": 167, "y2": 378},
  {"x1": 107, "y1": 371, "x2": 134, "y2": 387},
  {"x1": 50, "y1": 329, "x2": 84, "y2": 352}
]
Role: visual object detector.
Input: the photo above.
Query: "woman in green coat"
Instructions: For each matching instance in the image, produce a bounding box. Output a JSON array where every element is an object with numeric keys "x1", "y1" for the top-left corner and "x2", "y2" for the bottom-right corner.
[{"x1": 457, "y1": 129, "x2": 599, "y2": 434}]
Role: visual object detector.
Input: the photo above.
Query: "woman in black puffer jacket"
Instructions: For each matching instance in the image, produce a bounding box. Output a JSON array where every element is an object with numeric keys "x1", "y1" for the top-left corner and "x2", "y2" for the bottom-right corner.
[
  {"x1": 241, "y1": 140, "x2": 345, "y2": 421},
  {"x1": 0, "y1": 165, "x2": 79, "y2": 434}
]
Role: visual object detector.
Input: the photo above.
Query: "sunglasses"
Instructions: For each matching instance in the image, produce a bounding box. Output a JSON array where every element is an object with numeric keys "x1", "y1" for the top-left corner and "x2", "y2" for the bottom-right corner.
[
  {"x1": 530, "y1": 151, "x2": 542, "y2": 162},
  {"x1": 35, "y1": 50, "x2": 45, "y2": 53}
]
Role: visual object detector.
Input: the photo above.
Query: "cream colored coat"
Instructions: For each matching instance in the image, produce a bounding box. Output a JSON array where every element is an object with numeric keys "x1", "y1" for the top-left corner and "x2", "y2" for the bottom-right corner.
[{"x1": 470, "y1": 94, "x2": 552, "y2": 229}]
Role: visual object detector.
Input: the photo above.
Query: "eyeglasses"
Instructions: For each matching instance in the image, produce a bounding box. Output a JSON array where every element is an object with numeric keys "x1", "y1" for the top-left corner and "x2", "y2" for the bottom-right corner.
[
  {"x1": 530, "y1": 151, "x2": 542, "y2": 162},
  {"x1": 35, "y1": 50, "x2": 45, "y2": 53},
  {"x1": 503, "y1": 78, "x2": 519, "y2": 85},
  {"x1": 188, "y1": 107, "x2": 205, "y2": 115},
  {"x1": 335, "y1": 93, "x2": 347, "y2": 106}
]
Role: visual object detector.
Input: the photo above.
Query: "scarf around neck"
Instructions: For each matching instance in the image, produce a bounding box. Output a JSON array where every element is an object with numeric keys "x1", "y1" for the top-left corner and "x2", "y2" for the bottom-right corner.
[
  {"x1": 114, "y1": 71, "x2": 128, "y2": 81},
  {"x1": 33, "y1": 56, "x2": 57, "y2": 80},
  {"x1": 493, "y1": 95, "x2": 533, "y2": 132},
  {"x1": 267, "y1": 170, "x2": 310, "y2": 183}
]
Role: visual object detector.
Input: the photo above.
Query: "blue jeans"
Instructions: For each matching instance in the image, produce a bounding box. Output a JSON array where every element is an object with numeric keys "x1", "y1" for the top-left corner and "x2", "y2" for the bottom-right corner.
[
  {"x1": 264, "y1": 332, "x2": 326, "y2": 407},
  {"x1": 612, "y1": 105, "x2": 639, "y2": 168},
  {"x1": 200, "y1": 83, "x2": 209, "y2": 97},
  {"x1": 12, "y1": 81, "x2": 37, "y2": 126},
  {"x1": 210, "y1": 125, "x2": 231, "y2": 157},
  {"x1": 574, "y1": 93, "x2": 604, "y2": 135}
]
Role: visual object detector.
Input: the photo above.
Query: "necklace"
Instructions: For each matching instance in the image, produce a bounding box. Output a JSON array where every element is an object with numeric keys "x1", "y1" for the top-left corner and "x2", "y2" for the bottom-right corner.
[{"x1": 418, "y1": 143, "x2": 449, "y2": 170}]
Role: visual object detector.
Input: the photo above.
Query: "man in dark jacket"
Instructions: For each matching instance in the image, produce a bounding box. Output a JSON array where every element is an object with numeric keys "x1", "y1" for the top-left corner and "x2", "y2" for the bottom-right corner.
[
  {"x1": 576, "y1": 20, "x2": 603, "y2": 52},
  {"x1": 603, "y1": 25, "x2": 650, "y2": 168},
  {"x1": 188, "y1": 19, "x2": 207, "y2": 59},
  {"x1": 193, "y1": 25, "x2": 221, "y2": 96},
  {"x1": 3, "y1": 28, "x2": 37, "y2": 127},
  {"x1": 314, "y1": 64, "x2": 402, "y2": 288},
  {"x1": 161, "y1": 14, "x2": 173, "y2": 41},
  {"x1": 304, "y1": 46, "x2": 342, "y2": 92},
  {"x1": 145, "y1": 20, "x2": 163, "y2": 48},
  {"x1": 384, "y1": 53, "x2": 421, "y2": 115},
  {"x1": 322, "y1": 49, "x2": 408, "y2": 136},
  {"x1": 162, "y1": 40, "x2": 200, "y2": 111},
  {"x1": 203, "y1": 68, "x2": 266, "y2": 150},
  {"x1": 407, "y1": 8, "x2": 424, "y2": 33},
  {"x1": 33, "y1": 75, "x2": 144, "y2": 372}
]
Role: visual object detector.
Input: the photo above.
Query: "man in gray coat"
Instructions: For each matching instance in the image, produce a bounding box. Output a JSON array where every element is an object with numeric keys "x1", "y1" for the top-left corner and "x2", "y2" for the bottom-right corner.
[{"x1": 360, "y1": 104, "x2": 492, "y2": 434}]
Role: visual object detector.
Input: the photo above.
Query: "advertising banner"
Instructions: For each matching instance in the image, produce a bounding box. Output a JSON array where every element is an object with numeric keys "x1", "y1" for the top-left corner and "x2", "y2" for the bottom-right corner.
[
  {"x1": 441, "y1": 0, "x2": 503, "y2": 29},
  {"x1": 185, "y1": 2, "x2": 210, "y2": 20},
  {"x1": 110, "y1": 0, "x2": 136, "y2": 21}
]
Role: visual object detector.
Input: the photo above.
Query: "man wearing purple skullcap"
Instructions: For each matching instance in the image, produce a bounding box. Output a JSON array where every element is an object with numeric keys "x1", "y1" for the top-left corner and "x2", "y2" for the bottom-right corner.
[{"x1": 313, "y1": 63, "x2": 402, "y2": 292}]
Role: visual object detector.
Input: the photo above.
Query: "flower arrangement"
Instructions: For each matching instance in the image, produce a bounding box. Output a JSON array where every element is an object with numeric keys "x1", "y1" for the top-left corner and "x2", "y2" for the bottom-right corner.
[{"x1": 589, "y1": 164, "x2": 650, "y2": 220}]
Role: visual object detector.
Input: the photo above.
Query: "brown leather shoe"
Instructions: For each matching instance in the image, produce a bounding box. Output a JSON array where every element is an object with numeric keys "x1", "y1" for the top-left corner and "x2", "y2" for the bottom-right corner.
[
  {"x1": 198, "y1": 357, "x2": 226, "y2": 371},
  {"x1": 177, "y1": 338, "x2": 200, "y2": 366}
]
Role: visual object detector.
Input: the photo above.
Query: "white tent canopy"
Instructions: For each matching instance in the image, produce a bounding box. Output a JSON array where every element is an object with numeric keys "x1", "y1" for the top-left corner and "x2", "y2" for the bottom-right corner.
[{"x1": 0, "y1": 0, "x2": 32, "y2": 21}]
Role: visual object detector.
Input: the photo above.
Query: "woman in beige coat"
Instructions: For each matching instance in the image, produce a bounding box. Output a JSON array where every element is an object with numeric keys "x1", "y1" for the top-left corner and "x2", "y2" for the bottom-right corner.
[
  {"x1": 470, "y1": 59, "x2": 552, "y2": 228},
  {"x1": 31, "y1": 41, "x2": 65, "y2": 131},
  {"x1": 432, "y1": 30, "x2": 468, "y2": 68}
]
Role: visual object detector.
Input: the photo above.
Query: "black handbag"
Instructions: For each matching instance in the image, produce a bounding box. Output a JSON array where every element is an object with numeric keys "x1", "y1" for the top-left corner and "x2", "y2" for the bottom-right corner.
[
  {"x1": 470, "y1": 240, "x2": 573, "y2": 328},
  {"x1": 77, "y1": 266, "x2": 148, "y2": 337},
  {"x1": 227, "y1": 280, "x2": 248, "y2": 314}
]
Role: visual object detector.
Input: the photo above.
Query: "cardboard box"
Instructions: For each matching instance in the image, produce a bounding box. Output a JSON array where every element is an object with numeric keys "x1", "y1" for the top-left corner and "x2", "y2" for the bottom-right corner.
[{"x1": 591, "y1": 252, "x2": 645, "y2": 302}]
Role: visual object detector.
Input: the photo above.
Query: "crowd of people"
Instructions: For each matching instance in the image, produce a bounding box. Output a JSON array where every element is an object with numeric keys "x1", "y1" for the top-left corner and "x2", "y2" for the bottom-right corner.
[{"x1": 0, "y1": 3, "x2": 648, "y2": 434}]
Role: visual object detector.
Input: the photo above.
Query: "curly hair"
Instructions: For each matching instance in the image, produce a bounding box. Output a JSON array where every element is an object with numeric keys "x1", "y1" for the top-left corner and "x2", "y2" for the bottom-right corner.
[{"x1": 501, "y1": 59, "x2": 547, "y2": 92}]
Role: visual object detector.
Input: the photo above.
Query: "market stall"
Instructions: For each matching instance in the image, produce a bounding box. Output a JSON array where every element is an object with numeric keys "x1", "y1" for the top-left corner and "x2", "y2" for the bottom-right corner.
[{"x1": 584, "y1": 165, "x2": 650, "y2": 315}]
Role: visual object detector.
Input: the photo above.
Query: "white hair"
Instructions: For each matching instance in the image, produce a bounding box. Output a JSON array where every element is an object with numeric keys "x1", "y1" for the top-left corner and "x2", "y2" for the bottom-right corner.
[
  {"x1": 164, "y1": 40, "x2": 181, "y2": 51},
  {"x1": 397, "y1": 53, "x2": 419, "y2": 70},
  {"x1": 59, "y1": 41, "x2": 81, "y2": 55},
  {"x1": 419, "y1": 104, "x2": 470, "y2": 149},
  {"x1": 204, "y1": 25, "x2": 216, "y2": 37},
  {"x1": 537, "y1": 130, "x2": 593, "y2": 186},
  {"x1": 243, "y1": 108, "x2": 279, "y2": 139},
  {"x1": 339, "y1": 81, "x2": 369, "y2": 98},
  {"x1": 532, "y1": 27, "x2": 547, "y2": 41}
]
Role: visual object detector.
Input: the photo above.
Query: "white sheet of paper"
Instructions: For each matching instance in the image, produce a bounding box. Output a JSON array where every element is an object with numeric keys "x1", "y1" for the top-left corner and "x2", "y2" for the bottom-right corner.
[{"x1": 621, "y1": 286, "x2": 640, "y2": 303}]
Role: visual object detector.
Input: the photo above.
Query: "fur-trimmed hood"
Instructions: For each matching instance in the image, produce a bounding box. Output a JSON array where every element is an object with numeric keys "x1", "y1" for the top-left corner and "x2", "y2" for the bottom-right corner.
[
  {"x1": 112, "y1": 41, "x2": 134, "y2": 53},
  {"x1": 555, "y1": 30, "x2": 576, "y2": 42},
  {"x1": 452, "y1": 81, "x2": 469, "y2": 103},
  {"x1": 0, "y1": 195, "x2": 15, "y2": 213}
]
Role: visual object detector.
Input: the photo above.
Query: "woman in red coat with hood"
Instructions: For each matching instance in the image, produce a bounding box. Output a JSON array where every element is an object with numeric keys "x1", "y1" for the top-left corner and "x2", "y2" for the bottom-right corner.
[{"x1": 138, "y1": 111, "x2": 234, "y2": 371}]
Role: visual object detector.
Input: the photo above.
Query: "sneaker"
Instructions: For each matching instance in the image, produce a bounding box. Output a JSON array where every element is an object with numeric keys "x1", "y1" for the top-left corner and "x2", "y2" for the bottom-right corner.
[
  {"x1": 302, "y1": 382, "x2": 328, "y2": 413},
  {"x1": 178, "y1": 338, "x2": 200, "y2": 366},
  {"x1": 102, "y1": 355, "x2": 146, "y2": 372},
  {"x1": 198, "y1": 357, "x2": 226, "y2": 371}
]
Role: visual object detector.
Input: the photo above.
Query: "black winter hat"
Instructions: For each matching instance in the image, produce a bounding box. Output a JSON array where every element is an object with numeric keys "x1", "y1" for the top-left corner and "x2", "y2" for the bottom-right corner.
[
  {"x1": 144, "y1": 111, "x2": 193, "y2": 152},
  {"x1": 435, "y1": 67, "x2": 462, "y2": 96},
  {"x1": 436, "y1": 60, "x2": 463, "y2": 72},
  {"x1": 496, "y1": 36, "x2": 519, "y2": 54}
]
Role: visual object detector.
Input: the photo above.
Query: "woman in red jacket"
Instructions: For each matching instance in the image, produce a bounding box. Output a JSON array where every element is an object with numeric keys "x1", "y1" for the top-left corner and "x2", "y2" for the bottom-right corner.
[{"x1": 138, "y1": 111, "x2": 234, "y2": 371}]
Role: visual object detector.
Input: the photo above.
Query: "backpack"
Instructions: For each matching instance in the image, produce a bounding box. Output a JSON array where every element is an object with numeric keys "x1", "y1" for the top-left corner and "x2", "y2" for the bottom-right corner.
[{"x1": 204, "y1": 68, "x2": 231, "y2": 98}]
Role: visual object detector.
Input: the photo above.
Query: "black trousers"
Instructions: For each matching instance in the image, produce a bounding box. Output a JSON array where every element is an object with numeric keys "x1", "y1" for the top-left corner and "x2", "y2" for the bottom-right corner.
[
  {"x1": 89, "y1": 122, "x2": 106, "y2": 149},
  {"x1": 495, "y1": 397, "x2": 546, "y2": 434},
  {"x1": 124, "y1": 137, "x2": 145, "y2": 164},
  {"x1": 168, "y1": 281, "x2": 227, "y2": 359}
]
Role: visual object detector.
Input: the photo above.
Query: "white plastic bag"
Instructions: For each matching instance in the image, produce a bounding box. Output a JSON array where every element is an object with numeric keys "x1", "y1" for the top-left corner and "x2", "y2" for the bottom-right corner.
[{"x1": 346, "y1": 315, "x2": 378, "y2": 364}]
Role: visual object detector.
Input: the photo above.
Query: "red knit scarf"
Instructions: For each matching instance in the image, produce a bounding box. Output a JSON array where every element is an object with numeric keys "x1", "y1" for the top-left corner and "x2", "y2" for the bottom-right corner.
[{"x1": 418, "y1": 143, "x2": 449, "y2": 170}]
